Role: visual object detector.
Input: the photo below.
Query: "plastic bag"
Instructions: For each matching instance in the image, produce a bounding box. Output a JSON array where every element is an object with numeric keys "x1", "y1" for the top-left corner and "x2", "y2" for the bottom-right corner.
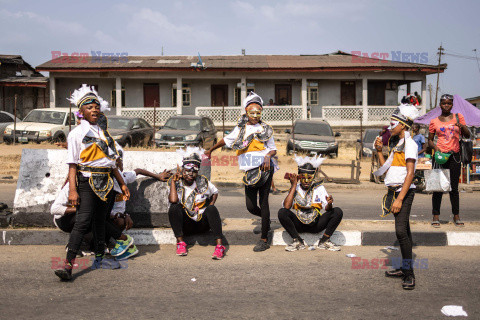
[{"x1": 424, "y1": 168, "x2": 451, "y2": 192}]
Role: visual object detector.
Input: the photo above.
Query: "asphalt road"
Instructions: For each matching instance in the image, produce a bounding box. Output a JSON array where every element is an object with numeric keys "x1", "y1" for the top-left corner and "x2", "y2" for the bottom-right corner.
[
  {"x1": 0, "y1": 245, "x2": 478, "y2": 319},
  {"x1": 215, "y1": 186, "x2": 479, "y2": 222},
  {"x1": 1, "y1": 183, "x2": 478, "y2": 222}
]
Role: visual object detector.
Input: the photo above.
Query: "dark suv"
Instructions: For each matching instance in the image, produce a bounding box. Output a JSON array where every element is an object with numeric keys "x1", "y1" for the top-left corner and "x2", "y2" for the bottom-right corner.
[
  {"x1": 286, "y1": 120, "x2": 340, "y2": 157},
  {"x1": 155, "y1": 115, "x2": 217, "y2": 149}
]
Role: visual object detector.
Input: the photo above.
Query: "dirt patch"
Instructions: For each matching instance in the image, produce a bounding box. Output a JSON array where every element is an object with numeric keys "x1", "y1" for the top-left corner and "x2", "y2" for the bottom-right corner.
[{"x1": 0, "y1": 141, "x2": 373, "y2": 186}]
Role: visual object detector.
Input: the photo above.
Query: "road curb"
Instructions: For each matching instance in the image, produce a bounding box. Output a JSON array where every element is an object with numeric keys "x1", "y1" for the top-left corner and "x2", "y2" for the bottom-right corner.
[{"x1": 2, "y1": 229, "x2": 480, "y2": 246}]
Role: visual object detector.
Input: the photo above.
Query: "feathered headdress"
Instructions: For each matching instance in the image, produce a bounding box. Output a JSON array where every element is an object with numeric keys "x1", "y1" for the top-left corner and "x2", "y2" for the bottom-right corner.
[
  {"x1": 67, "y1": 84, "x2": 110, "y2": 112},
  {"x1": 243, "y1": 92, "x2": 263, "y2": 109},
  {"x1": 176, "y1": 146, "x2": 205, "y2": 170},
  {"x1": 294, "y1": 155, "x2": 326, "y2": 174},
  {"x1": 389, "y1": 104, "x2": 420, "y2": 129}
]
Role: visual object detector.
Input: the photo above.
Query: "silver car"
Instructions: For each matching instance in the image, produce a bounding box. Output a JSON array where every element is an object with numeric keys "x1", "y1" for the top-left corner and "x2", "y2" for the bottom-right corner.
[{"x1": 0, "y1": 111, "x2": 21, "y2": 143}]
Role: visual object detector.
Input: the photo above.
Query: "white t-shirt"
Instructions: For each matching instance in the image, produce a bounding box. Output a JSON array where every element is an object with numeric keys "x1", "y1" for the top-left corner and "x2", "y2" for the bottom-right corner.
[
  {"x1": 284, "y1": 183, "x2": 329, "y2": 214},
  {"x1": 111, "y1": 171, "x2": 137, "y2": 218},
  {"x1": 67, "y1": 119, "x2": 117, "y2": 177},
  {"x1": 176, "y1": 180, "x2": 218, "y2": 221},
  {"x1": 51, "y1": 184, "x2": 69, "y2": 220},
  {"x1": 384, "y1": 136, "x2": 418, "y2": 190},
  {"x1": 223, "y1": 123, "x2": 277, "y2": 171}
]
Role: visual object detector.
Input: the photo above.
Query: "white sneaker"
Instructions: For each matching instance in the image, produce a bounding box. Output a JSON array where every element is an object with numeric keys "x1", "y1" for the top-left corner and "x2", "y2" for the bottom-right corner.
[
  {"x1": 285, "y1": 239, "x2": 306, "y2": 252},
  {"x1": 317, "y1": 239, "x2": 341, "y2": 251}
]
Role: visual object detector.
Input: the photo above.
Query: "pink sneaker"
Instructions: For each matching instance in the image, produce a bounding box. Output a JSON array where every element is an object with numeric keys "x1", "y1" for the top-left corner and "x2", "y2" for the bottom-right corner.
[
  {"x1": 176, "y1": 241, "x2": 187, "y2": 256},
  {"x1": 212, "y1": 245, "x2": 225, "y2": 260}
]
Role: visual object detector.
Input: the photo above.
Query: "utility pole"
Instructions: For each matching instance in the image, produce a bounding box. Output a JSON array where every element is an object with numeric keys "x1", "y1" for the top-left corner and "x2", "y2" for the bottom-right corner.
[
  {"x1": 434, "y1": 44, "x2": 444, "y2": 108},
  {"x1": 428, "y1": 84, "x2": 433, "y2": 110}
]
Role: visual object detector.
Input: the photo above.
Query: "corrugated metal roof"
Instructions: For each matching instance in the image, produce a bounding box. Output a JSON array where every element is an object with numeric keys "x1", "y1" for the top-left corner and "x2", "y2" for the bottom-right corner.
[{"x1": 36, "y1": 52, "x2": 446, "y2": 72}]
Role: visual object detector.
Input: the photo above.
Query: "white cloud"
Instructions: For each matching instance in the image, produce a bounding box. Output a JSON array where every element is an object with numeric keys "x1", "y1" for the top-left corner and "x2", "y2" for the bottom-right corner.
[
  {"x1": 125, "y1": 7, "x2": 217, "y2": 46},
  {"x1": 0, "y1": 9, "x2": 86, "y2": 36}
]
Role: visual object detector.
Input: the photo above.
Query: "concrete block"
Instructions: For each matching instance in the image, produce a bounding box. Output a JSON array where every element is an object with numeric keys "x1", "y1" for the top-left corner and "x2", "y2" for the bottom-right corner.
[{"x1": 13, "y1": 149, "x2": 210, "y2": 227}]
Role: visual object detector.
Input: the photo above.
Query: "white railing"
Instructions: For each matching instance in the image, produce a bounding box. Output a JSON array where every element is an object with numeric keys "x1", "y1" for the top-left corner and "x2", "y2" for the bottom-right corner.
[
  {"x1": 121, "y1": 107, "x2": 178, "y2": 126},
  {"x1": 195, "y1": 105, "x2": 304, "y2": 126},
  {"x1": 120, "y1": 105, "x2": 404, "y2": 128},
  {"x1": 321, "y1": 106, "x2": 398, "y2": 126}
]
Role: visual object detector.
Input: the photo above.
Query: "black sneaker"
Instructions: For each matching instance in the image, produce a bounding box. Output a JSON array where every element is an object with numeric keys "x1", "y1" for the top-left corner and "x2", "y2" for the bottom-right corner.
[
  {"x1": 253, "y1": 240, "x2": 270, "y2": 252},
  {"x1": 402, "y1": 275, "x2": 415, "y2": 290},
  {"x1": 385, "y1": 269, "x2": 404, "y2": 278},
  {"x1": 54, "y1": 263, "x2": 73, "y2": 281}
]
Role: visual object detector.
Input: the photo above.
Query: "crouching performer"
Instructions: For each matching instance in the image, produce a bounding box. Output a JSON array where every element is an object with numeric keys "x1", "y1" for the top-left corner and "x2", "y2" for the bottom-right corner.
[
  {"x1": 373, "y1": 104, "x2": 419, "y2": 290},
  {"x1": 54, "y1": 85, "x2": 130, "y2": 281},
  {"x1": 278, "y1": 155, "x2": 343, "y2": 252},
  {"x1": 168, "y1": 147, "x2": 225, "y2": 260}
]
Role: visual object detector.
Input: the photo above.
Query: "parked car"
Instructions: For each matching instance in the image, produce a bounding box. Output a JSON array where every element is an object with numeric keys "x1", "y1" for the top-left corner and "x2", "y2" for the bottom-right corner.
[
  {"x1": 286, "y1": 120, "x2": 340, "y2": 157},
  {"x1": 155, "y1": 115, "x2": 217, "y2": 148},
  {"x1": 357, "y1": 128, "x2": 381, "y2": 157},
  {"x1": 0, "y1": 111, "x2": 21, "y2": 143},
  {"x1": 108, "y1": 116, "x2": 154, "y2": 147},
  {"x1": 3, "y1": 108, "x2": 78, "y2": 144}
]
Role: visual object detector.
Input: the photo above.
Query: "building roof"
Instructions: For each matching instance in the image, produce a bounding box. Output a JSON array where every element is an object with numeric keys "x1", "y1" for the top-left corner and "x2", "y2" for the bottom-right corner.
[
  {"x1": 0, "y1": 76, "x2": 48, "y2": 87},
  {"x1": 0, "y1": 54, "x2": 40, "y2": 74},
  {"x1": 37, "y1": 51, "x2": 446, "y2": 74}
]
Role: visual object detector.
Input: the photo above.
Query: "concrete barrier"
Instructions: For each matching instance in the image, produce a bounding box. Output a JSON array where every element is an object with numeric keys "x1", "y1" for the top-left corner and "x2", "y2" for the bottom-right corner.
[{"x1": 12, "y1": 149, "x2": 211, "y2": 227}]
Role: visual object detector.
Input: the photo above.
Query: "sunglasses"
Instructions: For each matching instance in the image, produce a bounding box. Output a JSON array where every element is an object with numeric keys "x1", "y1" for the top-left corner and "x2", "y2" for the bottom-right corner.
[
  {"x1": 299, "y1": 173, "x2": 315, "y2": 182},
  {"x1": 183, "y1": 168, "x2": 199, "y2": 175}
]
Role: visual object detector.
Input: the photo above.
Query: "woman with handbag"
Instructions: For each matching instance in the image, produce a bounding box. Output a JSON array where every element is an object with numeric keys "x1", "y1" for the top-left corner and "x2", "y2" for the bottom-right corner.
[
  {"x1": 205, "y1": 92, "x2": 277, "y2": 252},
  {"x1": 428, "y1": 94, "x2": 470, "y2": 227}
]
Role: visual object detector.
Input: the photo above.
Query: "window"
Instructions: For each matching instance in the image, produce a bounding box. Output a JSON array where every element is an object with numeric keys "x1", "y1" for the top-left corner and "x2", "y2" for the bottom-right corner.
[
  {"x1": 0, "y1": 112, "x2": 13, "y2": 123},
  {"x1": 172, "y1": 83, "x2": 191, "y2": 107},
  {"x1": 111, "y1": 86, "x2": 126, "y2": 107},
  {"x1": 308, "y1": 82, "x2": 319, "y2": 106},
  {"x1": 233, "y1": 84, "x2": 255, "y2": 106},
  {"x1": 234, "y1": 88, "x2": 241, "y2": 106}
]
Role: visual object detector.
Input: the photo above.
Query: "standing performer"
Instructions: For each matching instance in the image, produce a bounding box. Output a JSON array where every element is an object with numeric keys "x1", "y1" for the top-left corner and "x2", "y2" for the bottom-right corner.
[
  {"x1": 373, "y1": 104, "x2": 420, "y2": 290},
  {"x1": 168, "y1": 147, "x2": 225, "y2": 259},
  {"x1": 278, "y1": 155, "x2": 343, "y2": 251},
  {"x1": 55, "y1": 85, "x2": 130, "y2": 281},
  {"x1": 205, "y1": 92, "x2": 277, "y2": 252},
  {"x1": 428, "y1": 94, "x2": 470, "y2": 227},
  {"x1": 108, "y1": 147, "x2": 171, "y2": 260}
]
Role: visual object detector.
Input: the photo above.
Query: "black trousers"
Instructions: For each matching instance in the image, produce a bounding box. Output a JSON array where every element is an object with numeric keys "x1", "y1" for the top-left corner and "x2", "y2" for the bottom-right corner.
[
  {"x1": 66, "y1": 175, "x2": 114, "y2": 262},
  {"x1": 278, "y1": 207, "x2": 343, "y2": 240},
  {"x1": 394, "y1": 189, "x2": 415, "y2": 276},
  {"x1": 55, "y1": 213, "x2": 123, "y2": 245},
  {"x1": 432, "y1": 152, "x2": 461, "y2": 216},
  {"x1": 168, "y1": 203, "x2": 223, "y2": 240},
  {"x1": 244, "y1": 169, "x2": 273, "y2": 239}
]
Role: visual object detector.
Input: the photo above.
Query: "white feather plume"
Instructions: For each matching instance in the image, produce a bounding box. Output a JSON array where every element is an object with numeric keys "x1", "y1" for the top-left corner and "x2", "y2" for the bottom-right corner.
[
  {"x1": 67, "y1": 84, "x2": 110, "y2": 112},
  {"x1": 398, "y1": 104, "x2": 420, "y2": 121},
  {"x1": 294, "y1": 154, "x2": 326, "y2": 168},
  {"x1": 176, "y1": 146, "x2": 205, "y2": 165}
]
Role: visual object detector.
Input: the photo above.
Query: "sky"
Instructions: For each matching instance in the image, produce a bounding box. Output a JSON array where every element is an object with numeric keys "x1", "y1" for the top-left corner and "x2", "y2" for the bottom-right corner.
[{"x1": 1, "y1": 0, "x2": 479, "y2": 105}]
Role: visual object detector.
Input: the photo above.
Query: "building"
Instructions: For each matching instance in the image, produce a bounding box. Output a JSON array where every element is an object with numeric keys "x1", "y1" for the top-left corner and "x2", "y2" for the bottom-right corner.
[
  {"x1": 36, "y1": 51, "x2": 446, "y2": 127},
  {"x1": 466, "y1": 96, "x2": 480, "y2": 108},
  {"x1": 0, "y1": 55, "x2": 48, "y2": 118}
]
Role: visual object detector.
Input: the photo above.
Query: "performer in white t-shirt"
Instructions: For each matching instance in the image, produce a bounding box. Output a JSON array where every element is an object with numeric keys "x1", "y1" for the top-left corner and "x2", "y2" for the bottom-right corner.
[
  {"x1": 205, "y1": 92, "x2": 277, "y2": 252},
  {"x1": 373, "y1": 104, "x2": 419, "y2": 290},
  {"x1": 279, "y1": 155, "x2": 343, "y2": 252},
  {"x1": 168, "y1": 147, "x2": 225, "y2": 260}
]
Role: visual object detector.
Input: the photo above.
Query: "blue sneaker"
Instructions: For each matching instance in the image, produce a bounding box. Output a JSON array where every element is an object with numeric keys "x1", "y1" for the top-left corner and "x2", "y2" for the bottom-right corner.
[
  {"x1": 110, "y1": 235, "x2": 133, "y2": 257},
  {"x1": 115, "y1": 245, "x2": 139, "y2": 261}
]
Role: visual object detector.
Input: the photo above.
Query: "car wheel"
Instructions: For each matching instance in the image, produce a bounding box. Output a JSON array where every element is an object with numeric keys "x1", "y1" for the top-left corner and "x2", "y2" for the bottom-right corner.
[
  {"x1": 53, "y1": 132, "x2": 66, "y2": 143},
  {"x1": 125, "y1": 138, "x2": 132, "y2": 148},
  {"x1": 286, "y1": 145, "x2": 293, "y2": 155}
]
